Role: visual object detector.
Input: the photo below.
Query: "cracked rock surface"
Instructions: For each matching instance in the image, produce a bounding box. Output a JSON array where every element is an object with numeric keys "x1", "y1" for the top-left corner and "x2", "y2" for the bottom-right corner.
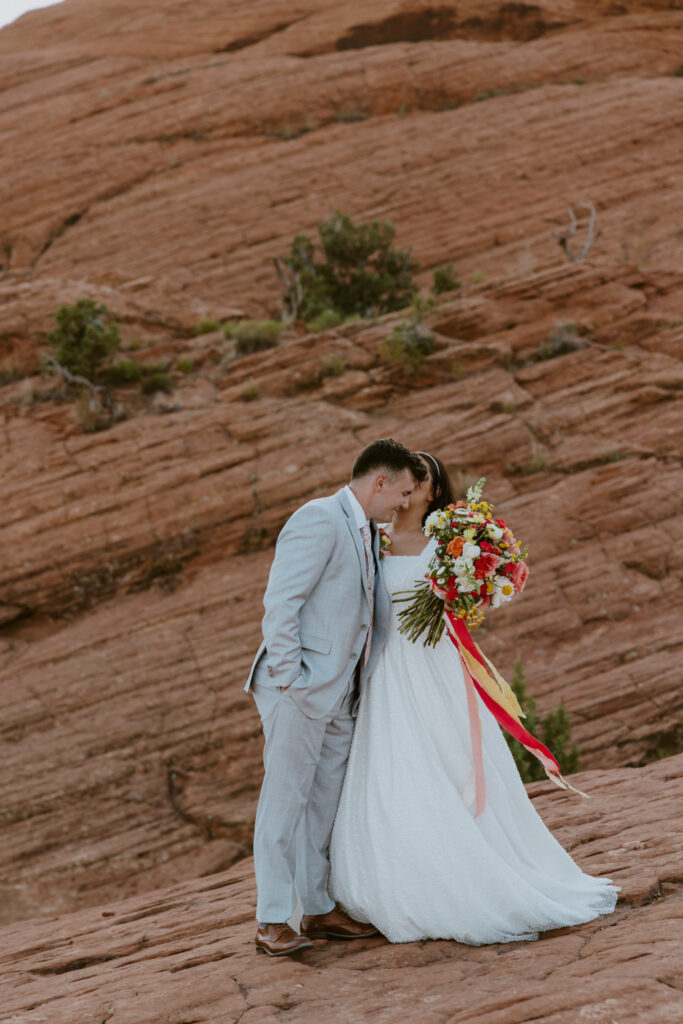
[{"x1": 0, "y1": 756, "x2": 681, "y2": 1024}]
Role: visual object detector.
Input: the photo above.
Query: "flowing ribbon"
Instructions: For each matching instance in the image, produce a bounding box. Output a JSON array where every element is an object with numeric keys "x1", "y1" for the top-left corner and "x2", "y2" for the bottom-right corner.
[{"x1": 444, "y1": 611, "x2": 589, "y2": 817}]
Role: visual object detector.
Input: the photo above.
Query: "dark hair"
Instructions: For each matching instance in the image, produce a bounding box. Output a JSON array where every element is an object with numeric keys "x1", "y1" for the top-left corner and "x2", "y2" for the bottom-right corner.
[
  {"x1": 415, "y1": 451, "x2": 456, "y2": 526},
  {"x1": 352, "y1": 438, "x2": 427, "y2": 484}
]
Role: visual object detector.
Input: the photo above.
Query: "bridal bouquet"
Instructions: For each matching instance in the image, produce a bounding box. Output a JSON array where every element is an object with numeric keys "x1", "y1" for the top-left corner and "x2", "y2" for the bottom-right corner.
[{"x1": 397, "y1": 478, "x2": 528, "y2": 647}]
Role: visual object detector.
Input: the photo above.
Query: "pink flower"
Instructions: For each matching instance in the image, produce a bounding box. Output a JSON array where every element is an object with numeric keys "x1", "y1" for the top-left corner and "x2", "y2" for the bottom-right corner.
[{"x1": 509, "y1": 560, "x2": 529, "y2": 593}]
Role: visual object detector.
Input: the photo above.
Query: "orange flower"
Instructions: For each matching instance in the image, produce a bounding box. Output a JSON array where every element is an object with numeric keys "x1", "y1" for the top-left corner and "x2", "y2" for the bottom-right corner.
[{"x1": 446, "y1": 536, "x2": 465, "y2": 557}]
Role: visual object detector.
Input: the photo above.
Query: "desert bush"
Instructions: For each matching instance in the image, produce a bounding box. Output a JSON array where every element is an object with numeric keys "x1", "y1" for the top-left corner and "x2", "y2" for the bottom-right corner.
[
  {"x1": 224, "y1": 319, "x2": 282, "y2": 355},
  {"x1": 381, "y1": 294, "x2": 437, "y2": 372},
  {"x1": 432, "y1": 263, "x2": 461, "y2": 295},
  {"x1": 319, "y1": 354, "x2": 348, "y2": 378},
  {"x1": 176, "y1": 358, "x2": 195, "y2": 373},
  {"x1": 307, "y1": 309, "x2": 343, "y2": 332},
  {"x1": 104, "y1": 358, "x2": 143, "y2": 385},
  {"x1": 47, "y1": 298, "x2": 121, "y2": 381},
  {"x1": 240, "y1": 385, "x2": 260, "y2": 402},
  {"x1": 141, "y1": 371, "x2": 174, "y2": 395},
  {"x1": 194, "y1": 318, "x2": 220, "y2": 336},
  {"x1": 505, "y1": 658, "x2": 580, "y2": 783},
  {"x1": 281, "y1": 211, "x2": 419, "y2": 321}
]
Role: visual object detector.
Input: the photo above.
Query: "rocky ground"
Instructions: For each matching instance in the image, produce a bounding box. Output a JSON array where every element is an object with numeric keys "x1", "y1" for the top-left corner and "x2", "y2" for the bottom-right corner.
[
  {"x1": 1, "y1": 756, "x2": 681, "y2": 1024},
  {"x1": 1, "y1": 1, "x2": 682, "y2": 1020}
]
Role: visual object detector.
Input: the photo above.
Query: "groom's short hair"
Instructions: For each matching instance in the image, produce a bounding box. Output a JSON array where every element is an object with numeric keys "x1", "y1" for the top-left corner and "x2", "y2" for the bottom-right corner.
[{"x1": 352, "y1": 438, "x2": 427, "y2": 482}]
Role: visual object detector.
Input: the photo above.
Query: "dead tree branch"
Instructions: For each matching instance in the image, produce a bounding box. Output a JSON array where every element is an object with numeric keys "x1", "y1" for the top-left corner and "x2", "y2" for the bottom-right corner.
[
  {"x1": 273, "y1": 255, "x2": 303, "y2": 322},
  {"x1": 555, "y1": 202, "x2": 600, "y2": 262}
]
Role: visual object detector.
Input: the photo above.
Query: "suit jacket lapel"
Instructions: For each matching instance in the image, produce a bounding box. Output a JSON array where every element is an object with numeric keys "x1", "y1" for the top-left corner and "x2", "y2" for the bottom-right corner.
[{"x1": 335, "y1": 489, "x2": 370, "y2": 599}]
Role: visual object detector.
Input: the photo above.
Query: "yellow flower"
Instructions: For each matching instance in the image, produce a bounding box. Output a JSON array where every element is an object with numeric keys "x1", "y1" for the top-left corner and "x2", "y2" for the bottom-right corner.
[
  {"x1": 486, "y1": 581, "x2": 493, "y2": 593},
  {"x1": 463, "y1": 528, "x2": 476, "y2": 540}
]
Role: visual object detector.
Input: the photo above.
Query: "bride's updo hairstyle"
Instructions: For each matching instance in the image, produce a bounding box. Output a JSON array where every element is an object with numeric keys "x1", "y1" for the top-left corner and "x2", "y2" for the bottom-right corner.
[{"x1": 415, "y1": 451, "x2": 456, "y2": 527}]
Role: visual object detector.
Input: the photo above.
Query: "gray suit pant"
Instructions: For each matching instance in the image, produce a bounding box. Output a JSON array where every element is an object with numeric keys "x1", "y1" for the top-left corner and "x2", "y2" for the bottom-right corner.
[{"x1": 251, "y1": 680, "x2": 355, "y2": 924}]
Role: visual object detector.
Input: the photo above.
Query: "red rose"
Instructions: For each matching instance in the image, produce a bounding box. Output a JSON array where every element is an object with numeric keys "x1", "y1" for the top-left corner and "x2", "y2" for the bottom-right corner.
[
  {"x1": 473, "y1": 552, "x2": 501, "y2": 579},
  {"x1": 495, "y1": 518, "x2": 507, "y2": 528},
  {"x1": 479, "y1": 540, "x2": 492, "y2": 553}
]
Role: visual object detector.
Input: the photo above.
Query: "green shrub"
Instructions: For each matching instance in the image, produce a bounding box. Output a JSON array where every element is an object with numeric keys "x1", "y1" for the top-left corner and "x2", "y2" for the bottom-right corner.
[
  {"x1": 240, "y1": 385, "x2": 260, "y2": 402},
  {"x1": 141, "y1": 371, "x2": 174, "y2": 395},
  {"x1": 432, "y1": 263, "x2": 460, "y2": 294},
  {"x1": 176, "y1": 358, "x2": 195, "y2": 373},
  {"x1": 104, "y1": 358, "x2": 143, "y2": 385},
  {"x1": 282, "y1": 211, "x2": 419, "y2": 321},
  {"x1": 382, "y1": 323, "x2": 435, "y2": 371},
  {"x1": 224, "y1": 319, "x2": 282, "y2": 355},
  {"x1": 319, "y1": 355, "x2": 348, "y2": 378},
  {"x1": 381, "y1": 293, "x2": 437, "y2": 373},
  {"x1": 47, "y1": 298, "x2": 121, "y2": 380},
  {"x1": 505, "y1": 658, "x2": 580, "y2": 783},
  {"x1": 307, "y1": 309, "x2": 343, "y2": 332},
  {"x1": 193, "y1": 318, "x2": 220, "y2": 336}
]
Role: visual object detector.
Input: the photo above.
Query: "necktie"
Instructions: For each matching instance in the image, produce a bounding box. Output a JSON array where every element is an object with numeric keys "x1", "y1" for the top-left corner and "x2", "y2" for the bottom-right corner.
[{"x1": 360, "y1": 523, "x2": 374, "y2": 665}]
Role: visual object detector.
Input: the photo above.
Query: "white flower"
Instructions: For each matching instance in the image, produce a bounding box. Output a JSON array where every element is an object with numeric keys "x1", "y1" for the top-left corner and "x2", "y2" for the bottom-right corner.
[
  {"x1": 491, "y1": 578, "x2": 515, "y2": 608},
  {"x1": 424, "y1": 510, "x2": 444, "y2": 534},
  {"x1": 486, "y1": 523, "x2": 504, "y2": 542},
  {"x1": 462, "y1": 541, "x2": 481, "y2": 560}
]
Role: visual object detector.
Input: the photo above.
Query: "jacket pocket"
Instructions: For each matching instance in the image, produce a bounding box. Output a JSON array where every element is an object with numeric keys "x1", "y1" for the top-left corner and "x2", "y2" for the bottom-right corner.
[{"x1": 300, "y1": 632, "x2": 332, "y2": 655}]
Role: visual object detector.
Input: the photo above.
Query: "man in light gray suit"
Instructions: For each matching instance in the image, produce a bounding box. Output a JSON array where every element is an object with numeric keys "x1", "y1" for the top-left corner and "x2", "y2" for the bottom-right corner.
[{"x1": 245, "y1": 438, "x2": 427, "y2": 956}]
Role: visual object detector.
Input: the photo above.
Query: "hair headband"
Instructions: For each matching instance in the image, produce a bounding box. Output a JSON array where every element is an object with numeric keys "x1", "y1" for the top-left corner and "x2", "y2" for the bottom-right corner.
[{"x1": 415, "y1": 451, "x2": 440, "y2": 481}]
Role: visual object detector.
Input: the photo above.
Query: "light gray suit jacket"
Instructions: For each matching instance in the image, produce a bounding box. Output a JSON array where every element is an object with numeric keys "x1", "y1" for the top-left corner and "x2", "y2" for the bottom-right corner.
[{"x1": 244, "y1": 488, "x2": 391, "y2": 719}]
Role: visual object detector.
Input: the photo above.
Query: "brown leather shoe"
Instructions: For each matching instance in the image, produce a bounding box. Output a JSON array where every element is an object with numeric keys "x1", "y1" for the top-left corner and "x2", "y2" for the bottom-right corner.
[
  {"x1": 255, "y1": 923, "x2": 314, "y2": 957},
  {"x1": 300, "y1": 906, "x2": 379, "y2": 940}
]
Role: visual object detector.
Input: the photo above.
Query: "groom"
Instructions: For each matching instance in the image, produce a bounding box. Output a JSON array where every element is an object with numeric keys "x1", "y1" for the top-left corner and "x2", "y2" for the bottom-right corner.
[{"x1": 245, "y1": 438, "x2": 427, "y2": 956}]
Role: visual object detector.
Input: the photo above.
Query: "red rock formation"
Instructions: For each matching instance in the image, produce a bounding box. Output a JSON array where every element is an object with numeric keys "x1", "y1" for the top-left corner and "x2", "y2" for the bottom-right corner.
[
  {"x1": 1, "y1": 756, "x2": 681, "y2": 1024},
  {"x1": 0, "y1": 5, "x2": 681, "y2": 995}
]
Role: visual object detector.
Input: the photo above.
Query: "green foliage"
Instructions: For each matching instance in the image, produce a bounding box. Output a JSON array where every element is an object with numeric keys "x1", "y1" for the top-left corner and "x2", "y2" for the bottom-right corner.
[
  {"x1": 431, "y1": 263, "x2": 461, "y2": 295},
  {"x1": 194, "y1": 318, "x2": 220, "y2": 336},
  {"x1": 141, "y1": 371, "x2": 174, "y2": 395},
  {"x1": 381, "y1": 294, "x2": 437, "y2": 373},
  {"x1": 319, "y1": 354, "x2": 348, "y2": 378},
  {"x1": 284, "y1": 211, "x2": 419, "y2": 321},
  {"x1": 307, "y1": 309, "x2": 343, "y2": 332},
  {"x1": 176, "y1": 358, "x2": 195, "y2": 374},
  {"x1": 240, "y1": 385, "x2": 260, "y2": 402},
  {"x1": 104, "y1": 358, "x2": 143, "y2": 385},
  {"x1": 224, "y1": 319, "x2": 282, "y2": 355},
  {"x1": 506, "y1": 658, "x2": 580, "y2": 783},
  {"x1": 47, "y1": 298, "x2": 121, "y2": 380}
]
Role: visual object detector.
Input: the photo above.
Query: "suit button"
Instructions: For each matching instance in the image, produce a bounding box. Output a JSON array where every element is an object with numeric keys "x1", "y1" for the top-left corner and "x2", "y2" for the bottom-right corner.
[
  {"x1": 267, "y1": 665, "x2": 273, "y2": 677},
  {"x1": 360, "y1": 623, "x2": 368, "y2": 631},
  {"x1": 350, "y1": 653, "x2": 357, "y2": 660}
]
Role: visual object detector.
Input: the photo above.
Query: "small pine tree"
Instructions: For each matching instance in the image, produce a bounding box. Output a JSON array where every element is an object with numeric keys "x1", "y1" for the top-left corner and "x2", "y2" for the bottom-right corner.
[
  {"x1": 48, "y1": 298, "x2": 121, "y2": 381},
  {"x1": 283, "y1": 211, "x2": 419, "y2": 320},
  {"x1": 505, "y1": 657, "x2": 580, "y2": 783}
]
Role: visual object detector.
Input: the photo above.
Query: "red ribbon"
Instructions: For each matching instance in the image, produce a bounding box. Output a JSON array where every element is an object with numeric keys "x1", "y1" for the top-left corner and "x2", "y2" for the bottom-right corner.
[{"x1": 444, "y1": 612, "x2": 583, "y2": 814}]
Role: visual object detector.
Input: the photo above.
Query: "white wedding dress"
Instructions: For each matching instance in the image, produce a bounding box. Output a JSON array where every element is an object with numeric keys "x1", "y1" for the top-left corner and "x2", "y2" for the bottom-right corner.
[{"x1": 329, "y1": 540, "x2": 618, "y2": 944}]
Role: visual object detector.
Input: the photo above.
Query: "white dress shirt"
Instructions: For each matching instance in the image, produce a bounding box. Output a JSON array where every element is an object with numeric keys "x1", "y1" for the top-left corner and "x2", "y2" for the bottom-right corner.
[{"x1": 344, "y1": 485, "x2": 369, "y2": 529}]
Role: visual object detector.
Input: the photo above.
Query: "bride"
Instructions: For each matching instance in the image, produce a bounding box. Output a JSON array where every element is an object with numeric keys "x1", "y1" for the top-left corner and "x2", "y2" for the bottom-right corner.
[{"x1": 330, "y1": 451, "x2": 619, "y2": 944}]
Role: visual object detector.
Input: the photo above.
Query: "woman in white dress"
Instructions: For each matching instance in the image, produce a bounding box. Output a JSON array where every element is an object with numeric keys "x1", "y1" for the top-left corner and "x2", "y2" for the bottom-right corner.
[{"x1": 330, "y1": 452, "x2": 618, "y2": 945}]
